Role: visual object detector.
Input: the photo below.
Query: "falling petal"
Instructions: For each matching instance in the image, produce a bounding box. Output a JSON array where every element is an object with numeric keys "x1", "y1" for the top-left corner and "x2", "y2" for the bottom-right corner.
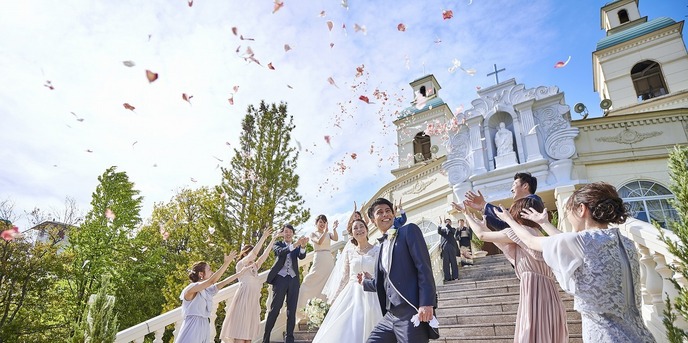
[
  {"x1": 130, "y1": 256, "x2": 138, "y2": 261},
  {"x1": 182, "y1": 93, "x2": 193, "y2": 104},
  {"x1": 327, "y1": 77, "x2": 338, "y2": 88},
  {"x1": 326, "y1": 20, "x2": 334, "y2": 31},
  {"x1": 318, "y1": 10, "x2": 326, "y2": 17},
  {"x1": 233, "y1": 85, "x2": 239, "y2": 93},
  {"x1": 267, "y1": 62, "x2": 275, "y2": 70},
  {"x1": 82, "y1": 260, "x2": 90, "y2": 268},
  {"x1": 464, "y1": 68, "x2": 477, "y2": 76},
  {"x1": 187, "y1": 0, "x2": 193, "y2": 6},
  {"x1": 240, "y1": 35, "x2": 255, "y2": 41},
  {"x1": 442, "y1": 10, "x2": 454, "y2": 20},
  {"x1": 122, "y1": 60, "x2": 135, "y2": 67},
  {"x1": 324, "y1": 135, "x2": 332, "y2": 147},
  {"x1": 190, "y1": 177, "x2": 197, "y2": 183},
  {"x1": 132, "y1": 141, "x2": 138, "y2": 148},
  {"x1": 295, "y1": 139, "x2": 302, "y2": 151},
  {"x1": 351, "y1": 153, "x2": 357, "y2": 160},
  {"x1": 44, "y1": 80, "x2": 54, "y2": 90},
  {"x1": 86, "y1": 149, "x2": 93, "y2": 153},
  {"x1": 355, "y1": 64, "x2": 365, "y2": 77},
  {"x1": 123, "y1": 103, "x2": 136, "y2": 111},
  {"x1": 145, "y1": 70, "x2": 159, "y2": 83},
  {"x1": 554, "y1": 56, "x2": 571, "y2": 68},
  {"x1": 397, "y1": 23, "x2": 406, "y2": 32},
  {"x1": 341, "y1": 0, "x2": 348, "y2": 9},
  {"x1": 434, "y1": 36, "x2": 442, "y2": 44},
  {"x1": 273, "y1": 0, "x2": 284, "y2": 13},
  {"x1": 228, "y1": 95, "x2": 234, "y2": 105},
  {"x1": 329, "y1": 42, "x2": 334, "y2": 48},
  {"x1": 287, "y1": 84, "x2": 293, "y2": 89},
  {"x1": 1, "y1": 226, "x2": 21, "y2": 241},
  {"x1": 353, "y1": 24, "x2": 366, "y2": 34},
  {"x1": 105, "y1": 208, "x2": 116, "y2": 221},
  {"x1": 359, "y1": 95, "x2": 371, "y2": 104},
  {"x1": 284, "y1": 44, "x2": 292, "y2": 52},
  {"x1": 208, "y1": 226, "x2": 216, "y2": 235}
]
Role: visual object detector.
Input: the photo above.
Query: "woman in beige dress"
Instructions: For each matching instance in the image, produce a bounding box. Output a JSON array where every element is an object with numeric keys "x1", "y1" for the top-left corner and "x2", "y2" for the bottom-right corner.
[
  {"x1": 220, "y1": 229, "x2": 278, "y2": 343},
  {"x1": 297, "y1": 214, "x2": 338, "y2": 320},
  {"x1": 454, "y1": 197, "x2": 568, "y2": 343}
]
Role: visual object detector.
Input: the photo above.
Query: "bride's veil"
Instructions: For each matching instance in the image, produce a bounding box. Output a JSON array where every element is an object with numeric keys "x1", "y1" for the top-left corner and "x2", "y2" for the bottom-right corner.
[{"x1": 322, "y1": 240, "x2": 355, "y2": 304}]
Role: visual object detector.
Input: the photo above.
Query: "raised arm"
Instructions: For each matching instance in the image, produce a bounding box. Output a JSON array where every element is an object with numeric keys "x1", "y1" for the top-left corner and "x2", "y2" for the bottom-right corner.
[
  {"x1": 452, "y1": 202, "x2": 512, "y2": 243},
  {"x1": 248, "y1": 228, "x2": 273, "y2": 259},
  {"x1": 185, "y1": 251, "x2": 237, "y2": 300},
  {"x1": 493, "y1": 205, "x2": 545, "y2": 251},
  {"x1": 216, "y1": 265, "x2": 249, "y2": 289},
  {"x1": 330, "y1": 220, "x2": 339, "y2": 242},
  {"x1": 256, "y1": 231, "x2": 280, "y2": 269},
  {"x1": 520, "y1": 207, "x2": 562, "y2": 236}
]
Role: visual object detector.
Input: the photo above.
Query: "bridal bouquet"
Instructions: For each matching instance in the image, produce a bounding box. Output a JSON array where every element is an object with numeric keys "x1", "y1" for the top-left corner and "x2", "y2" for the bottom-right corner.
[{"x1": 304, "y1": 297, "x2": 330, "y2": 330}]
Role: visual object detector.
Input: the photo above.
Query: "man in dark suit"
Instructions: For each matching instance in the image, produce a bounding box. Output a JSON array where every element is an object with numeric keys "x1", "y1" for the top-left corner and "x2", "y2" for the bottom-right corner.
[
  {"x1": 437, "y1": 218, "x2": 459, "y2": 281},
  {"x1": 263, "y1": 224, "x2": 308, "y2": 343},
  {"x1": 358, "y1": 198, "x2": 437, "y2": 343},
  {"x1": 464, "y1": 172, "x2": 543, "y2": 231}
]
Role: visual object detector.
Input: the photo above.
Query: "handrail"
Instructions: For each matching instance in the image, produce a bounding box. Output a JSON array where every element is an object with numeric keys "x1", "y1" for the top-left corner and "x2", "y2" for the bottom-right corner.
[{"x1": 115, "y1": 240, "x2": 347, "y2": 343}]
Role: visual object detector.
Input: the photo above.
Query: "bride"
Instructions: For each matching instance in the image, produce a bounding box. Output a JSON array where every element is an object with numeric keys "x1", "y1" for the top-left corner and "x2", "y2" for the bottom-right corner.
[{"x1": 313, "y1": 219, "x2": 382, "y2": 343}]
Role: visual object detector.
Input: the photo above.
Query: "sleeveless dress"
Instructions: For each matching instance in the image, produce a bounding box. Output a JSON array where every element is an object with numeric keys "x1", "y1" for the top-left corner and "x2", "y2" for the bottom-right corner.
[
  {"x1": 542, "y1": 228, "x2": 656, "y2": 343},
  {"x1": 312, "y1": 245, "x2": 382, "y2": 343},
  {"x1": 219, "y1": 252, "x2": 262, "y2": 341},
  {"x1": 176, "y1": 283, "x2": 218, "y2": 343},
  {"x1": 297, "y1": 232, "x2": 335, "y2": 316},
  {"x1": 493, "y1": 227, "x2": 568, "y2": 343}
]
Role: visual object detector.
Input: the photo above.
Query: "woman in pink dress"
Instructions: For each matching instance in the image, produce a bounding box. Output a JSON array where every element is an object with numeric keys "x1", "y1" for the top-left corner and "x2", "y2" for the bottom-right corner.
[
  {"x1": 454, "y1": 197, "x2": 568, "y2": 343},
  {"x1": 220, "y1": 229, "x2": 278, "y2": 343}
]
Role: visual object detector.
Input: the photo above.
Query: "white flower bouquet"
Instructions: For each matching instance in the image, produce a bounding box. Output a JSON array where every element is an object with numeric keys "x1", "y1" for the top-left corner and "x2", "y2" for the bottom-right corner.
[{"x1": 303, "y1": 297, "x2": 330, "y2": 330}]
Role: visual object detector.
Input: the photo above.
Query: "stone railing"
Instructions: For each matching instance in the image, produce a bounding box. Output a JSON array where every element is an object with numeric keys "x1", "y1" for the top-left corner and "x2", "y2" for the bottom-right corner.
[
  {"x1": 428, "y1": 242, "x2": 443, "y2": 286},
  {"x1": 616, "y1": 217, "x2": 686, "y2": 341},
  {"x1": 115, "y1": 240, "x2": 347, "y2": 343}
]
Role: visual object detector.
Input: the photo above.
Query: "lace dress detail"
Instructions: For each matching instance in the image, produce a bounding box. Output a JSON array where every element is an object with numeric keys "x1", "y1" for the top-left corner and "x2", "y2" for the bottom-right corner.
[{"x1": 543, "y1": 228, "x2": 656, "y2": 343}]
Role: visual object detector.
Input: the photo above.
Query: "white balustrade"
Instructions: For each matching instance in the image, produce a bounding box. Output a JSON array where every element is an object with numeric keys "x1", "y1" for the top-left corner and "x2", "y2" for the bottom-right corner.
[{"x1": 115, "y1": 240, "x2": 346, "y2": 343}]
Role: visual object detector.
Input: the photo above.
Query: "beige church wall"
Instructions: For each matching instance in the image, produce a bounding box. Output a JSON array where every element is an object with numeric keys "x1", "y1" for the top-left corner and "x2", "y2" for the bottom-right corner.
[{"x1": 581, "y1": 159, "x2": 673, "y2": 191}]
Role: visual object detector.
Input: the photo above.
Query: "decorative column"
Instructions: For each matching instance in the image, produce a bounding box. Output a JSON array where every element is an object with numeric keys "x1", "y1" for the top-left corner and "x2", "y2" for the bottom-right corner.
[
  {"x1": 152, "y1": 329, "x2": 165, "y2": 343},
  {"x1": 637, "y1": 246, "x2": 653, "y2": 304},
  {"x1": 515, "y1": 99, "x2": 543, "y2": 162},
  {"x1": 640, "y1": 248, "x2": 663, "y2": 314},
  {"x1": 469, "y1": 122, "x2": 486, "y2": 175}
]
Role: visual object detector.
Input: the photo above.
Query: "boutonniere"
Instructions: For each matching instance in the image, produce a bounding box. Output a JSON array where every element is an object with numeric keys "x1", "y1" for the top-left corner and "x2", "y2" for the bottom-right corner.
[{"x1": 387, "y1": 228, "x2": 398, "y2": 239}]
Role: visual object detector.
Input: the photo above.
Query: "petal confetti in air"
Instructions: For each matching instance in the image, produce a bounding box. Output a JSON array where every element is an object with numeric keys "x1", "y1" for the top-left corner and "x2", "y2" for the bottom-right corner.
[
  {"x1": 327, "y1": 77, "x2": 338, "y2": 88},
  {"x1": 190, "y1": 177, "x2": 197, "y2": 183},
  {"x1": 397, "y1": 23, "x2": 406, "y2": 32},
  {"x1": 554, "y1": 56, "x2": 571, "y2": 68},
  {"x1": 329, "y1": 42, "x2": 334, "y2": 48},
  {"x1": 122, "y1": 60, "x2": 135, "y2": 67},
  {"x1": 359, "y1": 95, "x2": 372, "y2": 104},
  {"x1": 233, "y1": 85, "x2": 239, "y2": 93},
  {"x1": 355, "y1": 64, "x2": 364, "y2": 77},
  {"x1": 295, "y1": 139, "x2": 302, "y2": 151},
  {"x1": 231, "y1": 27, "x2": 238, "y2": 36},
  {"x1": 448, "y1": 59, "x2": 461, "y2": 73},
  {"x1": 341, "y1": 0, "x2": 348, "y2": 9},
  {"x1": 105, "y1": 208, "x2": 116, "y2": 220},
  {"x1": 240, "y1": 35, "x2": 255, "y2": 41},
  {"x1": 272, "y1": 0, "x2": 284, "y2": 13},
  {"x1": 182, "y1": 93, "x2": 193, "y2": 104},
  {"x1": 442, "y1": 10, "x2": 454, "y2": 20},
  {"x1": 123, "y1": 103, "x2": 136, "y2": 111},
  {"x1": 326, "y1": 20, "x2": 334, "y2": 31},
  {"x1": 463, "y1": 68, "x2": 477, "y2": 76},
  {"x1": 353, "y1": 24, "x2": 366, "y2": 34},
  {"x1": 86, "y1": 149, "x2": 94, "y2": 153},
  {"x1": 187, "y1": 0, "x2": 193, "y2": 7},
  {"x1": 318, "y1": 10, "x2": 326, "y2": 17},
  {"x1": 324, "y1": 135, "x2": 332, "y2": 147},
  {"x1": 284, "y1": 44, "x2": 292, "y2": 52},
  {"x1": 228, "y1": 95, "x2": 234, "y2": 105},
  {"x1": 350, "y1": 153, "x2": 358, "y2": 160},
  {"x1": 267, "y1": 62, "x2": 275, "y2": 70},
  {"x1": 1, "y1": 226, "x2": 21, "y2": 241},
  {"x1": 44, "y1": 80, "x2": 54, "y2": 90},
  {"x1": 145, "y1": 70, "x2": 158, "y2": 83},
  {"x1": 208, "y1": 226, "x2": 216, "y2": 235},
  {"x1": 434, "y1": 36, "x2": 442, "y2": 44}
]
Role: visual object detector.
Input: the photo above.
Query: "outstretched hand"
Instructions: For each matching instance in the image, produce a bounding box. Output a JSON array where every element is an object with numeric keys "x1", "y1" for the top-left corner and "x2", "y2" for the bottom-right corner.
[
  {"x1": 464, "y1": 190, "x2": 487, "y2": 211},
  {"x1": 520, "y1": 207, "x2": 548, "y2": 224},
  {"x1": 261, "y1": 228, "x2": 274, "y2": 240},
  {"x1": 493, "y1": 205, "x2": 514, "y2": 222},
  {"x1": 332, "y1": 220, "x2": 339, "y2": 230},
  {"x1": 224, "y1": 250, "x2": 238, "y2": 264}
]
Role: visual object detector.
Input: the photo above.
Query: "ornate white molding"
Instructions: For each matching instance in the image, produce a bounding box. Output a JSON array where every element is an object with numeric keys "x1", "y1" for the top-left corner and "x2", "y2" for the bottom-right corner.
[
  {"x1": 595, "y1": 128, "x2": 662, "y2": 144},
  {"x1": 464, "y1": 83, "x2": 561, "y2": 119},
  {"x1": 578, "y1": 115, "x2": 687, "y2": 132},
  {"x1": 403, "y1": 177, "x2": 437, "y2": 195},
  {"x1": 545, "y1": 128, "x2": 579, "y2": 159},
  {"x1": 596, "y1": 27, "x2": 681, "y2": 58}
]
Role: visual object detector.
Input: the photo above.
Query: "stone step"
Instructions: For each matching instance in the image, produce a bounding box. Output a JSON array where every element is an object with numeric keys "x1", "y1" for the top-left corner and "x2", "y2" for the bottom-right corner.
[
  {"x1": 435, "y1": 298, "x2": 574, "y2": 316},
  {"x1": 438, "y1": 320, "x2": 583, "y2": 338},
  {"x1": 439, "y1": 284, "x2": 571, "y2": 300},
  {"x1": 439, "y1": 277, "x2": 520, "y2": 292},
  {"x1": 437, "y1": 309, "x2": 581, "y2": 325},
  {"x1": 439, "y1": 291, "x2": 573, "y2": 308},
  {"x1": 438, "y1": 335, "x2": 583, "y2": 343},
  {"x1": 456, "y1": 270, "x2": 516, "y2": 281}
]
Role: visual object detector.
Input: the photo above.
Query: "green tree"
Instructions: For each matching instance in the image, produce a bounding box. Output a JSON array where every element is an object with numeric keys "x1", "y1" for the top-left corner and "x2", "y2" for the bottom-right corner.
[
  {"x1": 70, "y1": 275, "x2": 118, "y2": 343},
  {"x1": 66, "y1": 166, "x2": 143, "y2": 328},
  {"x1": 659, "y1": 145, "x2": 688, "y2": 342},
  {"x1": 216, "y1": 101, "x2": 310, "y2": 252}
]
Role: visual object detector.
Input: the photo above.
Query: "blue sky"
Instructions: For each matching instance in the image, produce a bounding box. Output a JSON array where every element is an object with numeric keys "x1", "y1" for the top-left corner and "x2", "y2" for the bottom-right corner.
[{"x1": 0, "y1": 0, "x2": 686, "y2": 233}]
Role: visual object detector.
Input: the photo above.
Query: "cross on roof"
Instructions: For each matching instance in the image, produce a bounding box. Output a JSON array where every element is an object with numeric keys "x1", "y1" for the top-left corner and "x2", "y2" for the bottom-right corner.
[{"x1": 487, "y1": 64, "x2": 506, "y2": 85}]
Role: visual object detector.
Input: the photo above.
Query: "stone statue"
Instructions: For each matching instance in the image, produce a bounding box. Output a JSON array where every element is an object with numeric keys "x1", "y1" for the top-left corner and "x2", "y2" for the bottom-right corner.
[{"x1": 494, "y1": 122, "x2": 514, "y2": 156}]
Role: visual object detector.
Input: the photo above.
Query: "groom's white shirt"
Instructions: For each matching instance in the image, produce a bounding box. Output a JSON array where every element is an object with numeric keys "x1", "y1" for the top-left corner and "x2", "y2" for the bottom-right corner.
[{"x1": 381, "y1": 236, "x2": 396, "y2": 274}]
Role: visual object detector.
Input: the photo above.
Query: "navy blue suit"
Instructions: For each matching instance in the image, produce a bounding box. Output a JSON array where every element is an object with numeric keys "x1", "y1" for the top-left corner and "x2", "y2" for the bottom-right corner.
[
  {"x1": 484, "y1": 194, "x2": 543, "y2": 231},
  {"x1": 363, "y1": 223, "x2": 436, "y2": 343},
  {"x1": 263, "y1": 240, "x2": 306, "y2": 343}
]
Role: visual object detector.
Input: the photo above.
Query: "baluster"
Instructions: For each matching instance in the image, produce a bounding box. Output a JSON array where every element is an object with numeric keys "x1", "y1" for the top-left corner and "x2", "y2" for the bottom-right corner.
[
  {"x1": 639, "y1": 247, "x2": 663, "y2": 314},
  {"x1": 172, "y1": 320, "x2": 182, "y2": 342},
  {"x1": 652, "y1": 253, "x2": 672, "y2": 314},
  {"x1": 152, "y1": 329, "x2": 165, "y2": 343},
  {"x1": 670, "y1": 262, "x2": 688, "y2": 330},
  {"x1": 637, "y1": 246, "x2": 653, "y2": 304},
  {"x1": 656, "y1": 254, "x2": 688, "y2": 330}
]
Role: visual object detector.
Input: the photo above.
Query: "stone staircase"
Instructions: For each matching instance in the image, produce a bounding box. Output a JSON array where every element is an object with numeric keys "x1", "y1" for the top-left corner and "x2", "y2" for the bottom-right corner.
[{"x1": 280, "y1": 254, "x2": 582, "y2": 342}]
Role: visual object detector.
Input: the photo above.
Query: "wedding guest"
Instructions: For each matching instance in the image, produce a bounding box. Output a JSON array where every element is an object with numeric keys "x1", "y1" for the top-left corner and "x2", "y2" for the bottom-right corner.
[
  {"x1": 454, "y1": 198, "x2": 568, "y2": 343},
  {"x1": 464, "y1": 172, "x2": 542, "y2": 230},
  {"x1": 494, "y1": 182, "x2": 656, "y2": 342},
  {"x1": 347, "y1": 201, "x2": 370, "y2": 233},
  {"x1": 455, "y1": 219, "x2": 473, "y2": 266},
  {"x1": 176, "y1": 251, "x2": 246, "y2": 343},
  {"x1": 437, "y1": 218, "x2": 459, "y2": 281},
  {"x1": 312, "y1": 219, "x2": 382, "y2": 342},
  {"x1": 263, "y1": 224, "x2": 309, "y2": 343},
  {"x1": 297, "y1": 215, "x2": 339, "y2": 320},
  {"x1": 220, "y1": 229, "x2": 278, "y2": 343},
  {"x1": 393, "y1": 198, "x2": 407, "y2": 228}
]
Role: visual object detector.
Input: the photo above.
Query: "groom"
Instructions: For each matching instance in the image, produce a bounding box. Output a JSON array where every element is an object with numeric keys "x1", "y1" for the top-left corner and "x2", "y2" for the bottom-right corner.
[
  {"x1": 263, "y1": 224, "x2": 308, "y2": 343},
  {"x1": 358, "y1": 198, "x2": 437, "y2": 343}
]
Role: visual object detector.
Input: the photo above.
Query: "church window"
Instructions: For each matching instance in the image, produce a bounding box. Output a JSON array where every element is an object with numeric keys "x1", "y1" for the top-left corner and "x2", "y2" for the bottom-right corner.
[
  {"x1": 618, "y1": 9, "x2": 630, "y2": 24},
  {"x1": 413, "y1": 132, "x2": 432, "y2": 162},
  {"x1": 619, "y1": 180, "x2": 679, "y2": 229},
  {"x1": 417, "y1": 220, "x2": 439, "y2": 247},
  {"x1": 631, "y1": 60, "x2": 668, "y2": 101}
]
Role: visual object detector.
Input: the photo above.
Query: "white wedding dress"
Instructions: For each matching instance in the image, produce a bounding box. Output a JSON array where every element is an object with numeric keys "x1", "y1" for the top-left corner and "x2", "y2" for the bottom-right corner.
[{"x1": 313, "y1": 244, "x2": 382, "y2": 343}]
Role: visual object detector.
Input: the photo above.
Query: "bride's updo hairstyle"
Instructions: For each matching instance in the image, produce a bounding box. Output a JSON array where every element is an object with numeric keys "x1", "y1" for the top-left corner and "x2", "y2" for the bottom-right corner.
[
  {"x1": 509, "y1": 197, "x2": 545, "y2": 228},
  {"x1": 348, "y1": 219, "x2": 369, "y2": 246},
  {"x1": 565, "y1": 182, "x2": 628, "y2": 225}
]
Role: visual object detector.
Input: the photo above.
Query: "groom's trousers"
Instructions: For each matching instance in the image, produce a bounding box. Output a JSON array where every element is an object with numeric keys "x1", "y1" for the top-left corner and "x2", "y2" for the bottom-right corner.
[
  {"x1": 263, "y1": 274, "x2": 300, "y2": 343},
  {"x1": 366, "y1": 303, "x2": 429, "y2": 343}
]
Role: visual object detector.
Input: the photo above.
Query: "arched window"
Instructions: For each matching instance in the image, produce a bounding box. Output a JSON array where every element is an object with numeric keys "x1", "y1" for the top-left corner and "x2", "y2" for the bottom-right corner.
[
  {"x1": 417, "y1": 220, "x2": 439, "y2": 247},
  {"x1": 413, "y1": 132, "x2": 432, "y2": 162},
  {"x1": 619, "y1": 180, "x2": 679, "y2": 229},
  {"x1": 618, "y1": 9, "x2": 630, "y2": 24},
  {"x1": 631, "y1": 60, "x2": 668, "y2": 101}
]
